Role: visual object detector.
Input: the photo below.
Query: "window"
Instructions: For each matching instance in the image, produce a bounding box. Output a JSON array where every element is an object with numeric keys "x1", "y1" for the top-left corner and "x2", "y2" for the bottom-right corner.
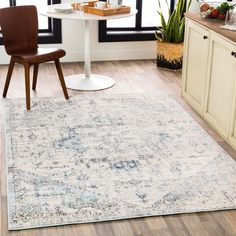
[
  {"x1": 99, "y1": 0, "x2": 175, "y2": 42},
  {"x1": 0, "y1": 0, "x2": 62, "y2": 44}
]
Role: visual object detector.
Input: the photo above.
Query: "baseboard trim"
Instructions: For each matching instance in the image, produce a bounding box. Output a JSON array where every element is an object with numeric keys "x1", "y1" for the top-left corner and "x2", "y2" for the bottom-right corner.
[{"x1": 0, "y1": 49, "x2": 156, "y2": 64}]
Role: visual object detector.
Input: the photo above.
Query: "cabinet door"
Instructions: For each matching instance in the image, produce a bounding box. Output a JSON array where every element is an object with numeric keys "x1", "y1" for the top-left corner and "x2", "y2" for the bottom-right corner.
[
  {"x1": 204, "y1": 33, "x2": 236, "y2": 138},
  {"x1": 229, "y1": 104, "x2": 236, "y2": 147},
  {"x1": 182, "y1": 20, "x2": 209, "y2": 115},
  {"x1": 228, "y1": 67, "x2": 236, "y2": 148}
]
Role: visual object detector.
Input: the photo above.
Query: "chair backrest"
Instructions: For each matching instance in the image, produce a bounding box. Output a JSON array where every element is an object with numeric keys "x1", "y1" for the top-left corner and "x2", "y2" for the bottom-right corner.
[{"x1": 0, "y1": 5, "x2": 38, "y2": 55}]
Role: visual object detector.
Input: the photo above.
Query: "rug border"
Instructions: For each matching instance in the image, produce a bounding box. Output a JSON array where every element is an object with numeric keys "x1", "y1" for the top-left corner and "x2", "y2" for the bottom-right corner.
[
  {"x1": 3, "y1": 106, "x2": 14, "y2": 231},
  {"x1": 8, "y1": 207, "x2": 236, "y2": 231}
]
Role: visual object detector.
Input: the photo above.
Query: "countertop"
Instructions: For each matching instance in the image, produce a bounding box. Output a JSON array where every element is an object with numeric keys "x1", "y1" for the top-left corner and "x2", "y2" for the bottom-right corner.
[{"x1": 186, "y1": 12, "x2": 236, "y2": 44}]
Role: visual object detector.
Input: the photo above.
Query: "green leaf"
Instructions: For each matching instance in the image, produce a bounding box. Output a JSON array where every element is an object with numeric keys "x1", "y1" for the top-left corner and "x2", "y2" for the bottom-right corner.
[
  {"x1": 178, "y1": 18, "x2": 185, "y2": 42},
  {"x1": 157, "y1": 10, "x2": 167, "y2": 31}
]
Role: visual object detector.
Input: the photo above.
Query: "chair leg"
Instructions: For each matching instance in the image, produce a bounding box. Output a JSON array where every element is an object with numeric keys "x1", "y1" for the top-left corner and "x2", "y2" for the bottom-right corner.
[
  {"x1": 24, "y1": 63, "x2": 31, "y2": 110},
  {"x1": 54, "y1": 59, "x2": 69, "y2": 100},
  {"x1": 32, "y1": 64, "x2": 39, "y2": 90},
  {"x1": 3, "y1": 57, "x2": 15, "y2": 98}
]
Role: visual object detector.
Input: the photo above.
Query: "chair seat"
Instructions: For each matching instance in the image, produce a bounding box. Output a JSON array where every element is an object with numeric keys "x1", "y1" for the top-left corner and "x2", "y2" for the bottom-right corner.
[{"x1": 12, "y1": 48, "x2": 66, "y2": 64}]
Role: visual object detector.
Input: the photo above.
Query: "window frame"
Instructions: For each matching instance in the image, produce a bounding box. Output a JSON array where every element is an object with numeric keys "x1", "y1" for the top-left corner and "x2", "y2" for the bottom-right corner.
[
  {"x1": 0, "y1": 0, "x2": 62, "y2": 45},
  {"x1": 99, "y1": 0, "x2": 175, "y2": 42}
]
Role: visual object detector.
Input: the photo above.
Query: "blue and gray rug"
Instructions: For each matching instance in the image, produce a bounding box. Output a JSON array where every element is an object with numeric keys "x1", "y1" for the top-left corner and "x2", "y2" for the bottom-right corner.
[{"x1": 4, "y1": 92, "x2": 236, "y2": 230}]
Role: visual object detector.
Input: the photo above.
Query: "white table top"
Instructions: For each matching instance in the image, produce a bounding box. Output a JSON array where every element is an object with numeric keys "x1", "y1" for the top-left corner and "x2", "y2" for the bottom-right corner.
[{"x1": 40, "y1": 4, "x2": 137, "y2": 21}]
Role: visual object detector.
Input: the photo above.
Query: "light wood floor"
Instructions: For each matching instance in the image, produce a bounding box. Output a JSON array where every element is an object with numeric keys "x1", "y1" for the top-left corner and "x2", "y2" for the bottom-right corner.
[{"x1": 0, "y1": 60, "x2": 236, "y2": 236}]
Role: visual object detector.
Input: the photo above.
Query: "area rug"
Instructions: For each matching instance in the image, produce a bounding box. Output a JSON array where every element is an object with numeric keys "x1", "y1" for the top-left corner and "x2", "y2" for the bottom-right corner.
[{"x1": 4, "y1": 92, "x2": 236, "y2": 230}]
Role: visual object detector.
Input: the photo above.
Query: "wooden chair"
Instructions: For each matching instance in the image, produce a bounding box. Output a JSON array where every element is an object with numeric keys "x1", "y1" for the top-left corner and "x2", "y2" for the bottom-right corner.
[{"x1": 0, "y1": 5, "x2": 69, "y2": 110}]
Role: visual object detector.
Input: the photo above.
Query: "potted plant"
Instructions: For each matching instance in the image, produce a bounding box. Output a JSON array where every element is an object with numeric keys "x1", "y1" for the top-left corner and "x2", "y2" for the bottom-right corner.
[{"x1": 155, "y1": 0, "x2": 192, "y2": 70}]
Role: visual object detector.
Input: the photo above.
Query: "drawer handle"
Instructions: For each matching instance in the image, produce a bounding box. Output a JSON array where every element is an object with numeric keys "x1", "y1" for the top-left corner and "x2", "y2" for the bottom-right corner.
[
  {"x1": 203, "y1": 36, "x2": 208, "y2": 39},
  {"x1": 231, "y1": 51, "x2": 236, "y2": 56}
]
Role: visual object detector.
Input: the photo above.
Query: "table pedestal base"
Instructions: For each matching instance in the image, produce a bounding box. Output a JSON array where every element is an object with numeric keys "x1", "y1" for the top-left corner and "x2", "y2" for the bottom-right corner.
[{"x1": 65, "y1": 74, "x2": 115, "y2": 91}]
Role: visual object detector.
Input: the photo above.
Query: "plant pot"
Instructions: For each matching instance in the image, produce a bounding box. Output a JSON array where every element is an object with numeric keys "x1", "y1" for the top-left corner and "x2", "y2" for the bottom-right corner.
[{"x1": 156, "y1": 41, "x2": 184, "y2": 70}]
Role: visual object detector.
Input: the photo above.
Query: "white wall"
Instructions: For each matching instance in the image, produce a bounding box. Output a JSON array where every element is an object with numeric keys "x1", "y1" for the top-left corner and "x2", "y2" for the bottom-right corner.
[
  {"x1": 188, "y1": 0, "x2": 199, "y2": 13},
  {"x1": 0, "y1": 0, "x2": 156, "y2": 64},
  {"x1": 57, "y1": 18, "x2": 156, "y2": 63}
]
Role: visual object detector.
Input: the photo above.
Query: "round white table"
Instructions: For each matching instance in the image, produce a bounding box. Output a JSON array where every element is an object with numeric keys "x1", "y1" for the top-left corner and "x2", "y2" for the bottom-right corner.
[{"x1": 41, "y1": 5, "x2": 137, "y2": 91}]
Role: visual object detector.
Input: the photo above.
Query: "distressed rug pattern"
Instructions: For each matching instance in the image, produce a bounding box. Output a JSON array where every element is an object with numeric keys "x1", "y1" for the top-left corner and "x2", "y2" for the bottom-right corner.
[{"x1": 4, "y1": 92, "x2": 236, "y2": 230}]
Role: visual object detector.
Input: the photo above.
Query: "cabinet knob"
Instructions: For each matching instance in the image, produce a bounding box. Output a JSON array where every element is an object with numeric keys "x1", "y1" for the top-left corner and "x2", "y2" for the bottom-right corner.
[
  {"x1": 203, "y1": 36, "x2": 208, "y2": 39},
  {"x1": 231, "y1": 51, "x2": 236, "y2": 56}
]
